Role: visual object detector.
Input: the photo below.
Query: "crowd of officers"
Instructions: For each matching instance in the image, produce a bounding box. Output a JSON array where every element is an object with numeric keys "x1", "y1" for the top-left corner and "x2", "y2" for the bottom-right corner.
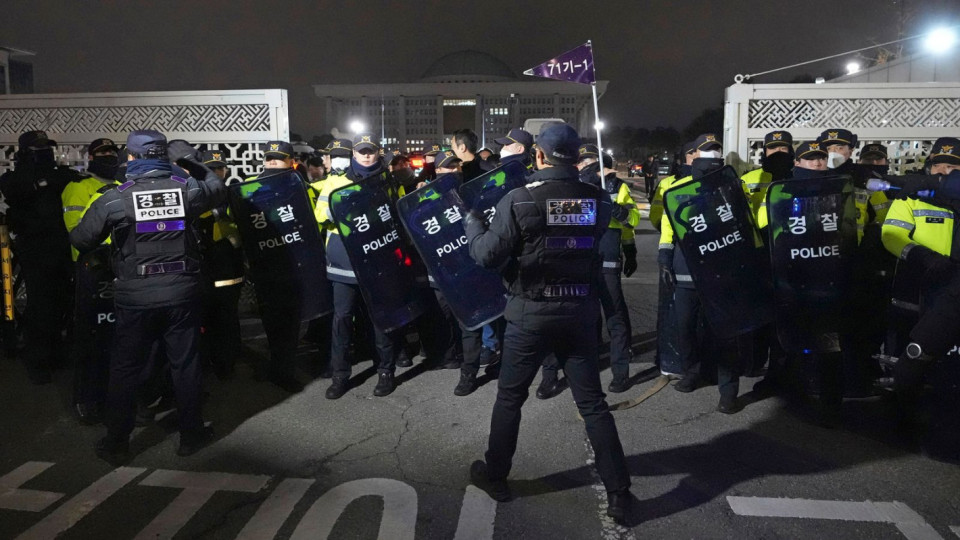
[
  {"x1": 648, "y1": 127, "x2": 960, "y2": 429},
  {"x1": 0, "y1": 123, "x2": 637, "y2": 520},
  {"x1": 6, "y1": 117, "x2": 955, "y2": 515}
]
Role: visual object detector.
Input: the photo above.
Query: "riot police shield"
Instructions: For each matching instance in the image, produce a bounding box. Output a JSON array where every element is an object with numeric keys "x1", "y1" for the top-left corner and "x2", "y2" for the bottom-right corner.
[
  {"x1": 766, "y1": 175, "x2": 857, "y2": 353},
  {"x1": 397, "y1": 173, "x2": 506, "y2": 331},
  {"x1": 663, "y1": 166, "x2": 774, "y2": 339},
  {"x1": 458, "y1": 159, "x2": 528, "y2": 220},
  {"x1": 228, "y1": 170, "x2": 331, "y2": 321},
  {"x1": 329, "y1": 176, "x2": 423, "y2": 333}
]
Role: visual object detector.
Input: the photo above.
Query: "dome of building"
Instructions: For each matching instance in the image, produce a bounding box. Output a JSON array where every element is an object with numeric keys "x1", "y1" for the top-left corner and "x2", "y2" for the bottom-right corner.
[{"x1": 420, "y1": 50, "x2": 517, "y2": 83}]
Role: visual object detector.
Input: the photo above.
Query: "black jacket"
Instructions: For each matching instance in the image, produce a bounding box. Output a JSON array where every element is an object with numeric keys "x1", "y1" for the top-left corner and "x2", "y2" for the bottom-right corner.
[
  {"x1": 69, "y1": 163, "x2": 225, "y2": 308},
  {"x1": 465, "y1": 165, "x2": 612, "y2": 322},
  {"x1": 0, "y1": 165, "x2": 77, "y2": 255}
]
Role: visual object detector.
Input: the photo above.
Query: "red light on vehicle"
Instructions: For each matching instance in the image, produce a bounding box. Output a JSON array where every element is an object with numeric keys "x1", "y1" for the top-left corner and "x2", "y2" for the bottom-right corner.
[{"x1": 410, "y1": 157, "x2": 425, "y2": 168}]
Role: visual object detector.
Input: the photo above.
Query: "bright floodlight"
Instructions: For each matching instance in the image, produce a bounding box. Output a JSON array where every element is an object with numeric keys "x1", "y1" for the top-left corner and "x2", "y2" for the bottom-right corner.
[
  {"x1": 846, "y1": 61, "x2": 861, "y2": 75},
  {"x1": 349, "y1": 120, "x2": 366, "y2": 134},
  {"x1": 606, "y1": 149, "x2": 614, "y2": 155},
  {"x1": 925, "y1": 27, "x2": 958, "y2": 54},
  {"x1": 594, "y1": 121, "x2": 605, "y2": 131}
]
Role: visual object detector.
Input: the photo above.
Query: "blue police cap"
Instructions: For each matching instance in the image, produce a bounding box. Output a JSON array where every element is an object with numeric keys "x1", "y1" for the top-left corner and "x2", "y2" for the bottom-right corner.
[
  {"x1": 537, "y1": 123, "x2": 580, "y2": 164},
  {"x1": 126, "y1": 129, "x2": 168, "y2": 157},
  {"x1": 818, "y1": 128, "x2": 857, "y2": 148}
]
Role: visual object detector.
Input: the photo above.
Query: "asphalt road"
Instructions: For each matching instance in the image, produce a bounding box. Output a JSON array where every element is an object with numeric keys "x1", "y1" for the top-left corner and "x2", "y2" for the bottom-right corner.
[{"x1": 1, "y1": 181, "x2": 958, "y2": 539}]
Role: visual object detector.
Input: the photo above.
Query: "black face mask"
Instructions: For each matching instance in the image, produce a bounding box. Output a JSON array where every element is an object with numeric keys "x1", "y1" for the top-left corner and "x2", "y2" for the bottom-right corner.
[
  {"x1": 88, "y1": 155, "x2": 120, "y2": 180},
  {"x1": 392, "y1": 167, "x2": 415, "y2": 187},
  {"x1": 691, "y1": 157, "x2": 724, "y2": 180},
  {"x1": 865, "y1": 164, "x2": 889, "y2": 177},
  {"x1": 762, "y1": 151, "x2": 794, "y2": 181}
]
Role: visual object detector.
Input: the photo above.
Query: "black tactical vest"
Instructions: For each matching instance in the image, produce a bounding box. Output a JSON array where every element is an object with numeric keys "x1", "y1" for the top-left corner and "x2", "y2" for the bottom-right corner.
[
  {"x1": 512, "y1": 179, "x2": 605, "y2": 300},
  {"x1": 114, "y1": 175, "x2": 200, "y2": 280}
]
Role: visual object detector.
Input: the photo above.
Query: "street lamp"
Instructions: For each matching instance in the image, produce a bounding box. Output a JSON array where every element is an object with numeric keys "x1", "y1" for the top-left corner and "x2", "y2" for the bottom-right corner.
[
  {"x1": 348, "y1": 119, "x2": 366, "y2": 134},
  {"x1": 845, "y1": 61, "x2": 861, "y2": 75},
  {"x1": 925, "y1": 27, "x2": 958, "y2": 54},
  {"x1": 605, "y1": 149, "x2": 614, "y2": 156},
  {"x1": 594, "y1": 121, "x2": 605, "y2": 132}
]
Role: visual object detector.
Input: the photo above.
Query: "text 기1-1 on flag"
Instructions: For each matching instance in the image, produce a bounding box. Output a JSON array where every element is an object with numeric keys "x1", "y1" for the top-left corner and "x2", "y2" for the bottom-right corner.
[{"x1": 523, "y1": 42, "x2": 595, "y2": 85}]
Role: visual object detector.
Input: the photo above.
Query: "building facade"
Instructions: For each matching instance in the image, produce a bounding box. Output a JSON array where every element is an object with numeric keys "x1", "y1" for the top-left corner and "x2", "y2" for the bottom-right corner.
[{"x1": 313, "y1": 50, "x2": 608, "y2": 152}]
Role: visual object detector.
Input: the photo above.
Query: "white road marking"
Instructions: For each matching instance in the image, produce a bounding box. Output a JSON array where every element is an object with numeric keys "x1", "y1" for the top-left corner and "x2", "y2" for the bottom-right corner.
[
  {"x1": 727, "y1": 496, "x2": 944, "y2": 540},
  {"x1": 0, "y1": 462, "x2": 63, "y2": 512},
  {"x1": 583, "y1": 438, "x2": 635, "y2": 540},
  {"x1": 134, "y1": 470, "x2": 270, "y2": 540},
  {"x1": 452, "y1": 485, "x2": 497, "y2": 540},
  {"x1": 236, "y1": 478, "x2": 315, "y2": 540},
  {"x1": 290, "y1": 478, "x2": 417, "y2": 540},
  {"x1": 16, "y1": 467, "x2": 146, "y2": 540}
]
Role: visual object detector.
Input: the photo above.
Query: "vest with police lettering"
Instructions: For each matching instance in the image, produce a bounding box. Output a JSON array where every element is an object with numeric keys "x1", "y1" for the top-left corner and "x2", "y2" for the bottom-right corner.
[
  {"x1": 114, "y1": 175, "x2": 199, "y2": 280},
  {"x1": 513, "y1": 179, "x2": 605, "y2": 300}
]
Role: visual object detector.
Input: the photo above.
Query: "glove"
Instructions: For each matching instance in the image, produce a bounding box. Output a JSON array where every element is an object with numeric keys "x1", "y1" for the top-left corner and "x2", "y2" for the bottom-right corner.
[
  {"x1": 907, "y1": 245, "x2": 955, "y2": 284},
  {"x1": 610, "y1": 202, "x2": 631, "y2": 224},
  {"x1": 658, "y1": 264, "x2": 675, "y2": 289},
  {"x1": 167, "y1": 140, "x2": 201, "y2": 164},
  {"x1": 622, "y1": 244, "x2": 638, "y2": 277}
]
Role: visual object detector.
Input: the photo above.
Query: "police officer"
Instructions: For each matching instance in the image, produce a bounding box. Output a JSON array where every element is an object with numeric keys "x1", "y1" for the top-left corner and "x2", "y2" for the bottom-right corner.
[
  {"x1": 737, "y1": 131, "x2": 793, "y2": 378},
  {"x1": 494, "y1": 127, "x2": 534, "y2": 174},
  {"x1": 881, "y1": 137, "x2": 960, "y2": 416},
  {"x1": 0, "y1": 130, "x2": 76, "y2": 384},
  {"x1": 243, "y1": 141, "x2": 308, "y2": 392},
  {"x1": 651, "y1": 141, "x2": 695, "y2": 378},
  {"x1": 197, "y1": 150, "x2": 244, "y2": 380},
  {"x1": 743, "y1": 130, "x2": 794, "y2": 223},
  {"x1": 317, "y1": 133, "x2": 403, "y2": 399},
  {"x1": 465, "y1": 123, "x2": 631, "y2": 521},
  {"x1": 70, "y1": 130, "x2": 224, "y2": 463},
  {"x1": 661, "y1": 134, "x2": 744, "y2": 413},
  {"x1": 62, "y1": 138, "x2": 120, "y2": 422},
  {"x1": 577, "y1": 144, "x2": 639, "y2": 392}
]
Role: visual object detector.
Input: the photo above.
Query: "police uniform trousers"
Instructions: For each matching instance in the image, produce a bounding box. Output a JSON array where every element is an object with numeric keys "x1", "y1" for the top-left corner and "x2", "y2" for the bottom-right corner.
[
  {"x1": 433, "y1": 289, "x2": 482, "y2": 372},
  {"x1": 254, "y1": 280, "x2": 301, "y2": 380},
  {"x1": 330, "y1": 281, "x2": 398, "y2": 377},
  {"x1": 200, "y1": 280, "x2": 242, "y2": 377},
  {"x1": 599, "y1": 271, "x2": 633, "y2": 379},
  {"x1": 105, "y1": 302, "x2": 204, "y2": 440},
  {"x1": 484, "y1": 299, "x2": 631, "y2": 494},
  {"x1": 18, "y1": 243, "x2": 72, "y2": 378},
  {"x1": 674, "y1": 286, "x2": 741, "y2": 397},
  {"x1": 72, "y1": 259, "x2": 114, "y2": 408},
  {"x1": 412, "y1": 286, "x2": 456, "y2": 365}
]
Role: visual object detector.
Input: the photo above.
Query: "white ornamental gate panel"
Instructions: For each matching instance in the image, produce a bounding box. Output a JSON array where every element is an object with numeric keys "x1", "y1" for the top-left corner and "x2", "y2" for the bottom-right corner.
[
  {"x1": 724, "y1": 82, "x2": 960, "y2": 175},
  {"x1": 0, "y1": 89, "x2": 289, "y2": 183}
]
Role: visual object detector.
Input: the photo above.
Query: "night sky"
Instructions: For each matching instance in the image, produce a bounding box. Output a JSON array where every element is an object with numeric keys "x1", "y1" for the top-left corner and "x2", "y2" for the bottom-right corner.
[{"x1": 5, "y1": 0, "x2": 957, "y2": 138}]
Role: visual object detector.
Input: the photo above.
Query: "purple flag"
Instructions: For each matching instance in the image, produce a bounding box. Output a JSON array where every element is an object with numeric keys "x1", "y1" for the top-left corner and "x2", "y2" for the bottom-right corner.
[{"x1": 523, "y1": 42, "x2": 595, "y2": 85}]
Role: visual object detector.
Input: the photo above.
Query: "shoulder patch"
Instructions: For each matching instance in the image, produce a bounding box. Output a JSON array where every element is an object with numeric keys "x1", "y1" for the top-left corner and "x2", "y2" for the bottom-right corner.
[
  {"x1": 117, "y1": 180, "x2": 136, "y2": 192},
  {"x1": 171, "y1": 175, "x2": 188, "y2": 184}
]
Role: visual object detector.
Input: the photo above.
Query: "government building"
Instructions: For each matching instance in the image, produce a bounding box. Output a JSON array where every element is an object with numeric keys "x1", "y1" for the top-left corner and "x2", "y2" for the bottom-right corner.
[{"x1": 312, "y1": 50, "x2": 608, "y2": 153}]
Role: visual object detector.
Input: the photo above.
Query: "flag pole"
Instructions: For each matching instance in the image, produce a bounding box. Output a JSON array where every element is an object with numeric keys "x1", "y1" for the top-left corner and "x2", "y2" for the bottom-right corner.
[{"x1": 588, "y1": 41, "x2": 606, "y2": 190}]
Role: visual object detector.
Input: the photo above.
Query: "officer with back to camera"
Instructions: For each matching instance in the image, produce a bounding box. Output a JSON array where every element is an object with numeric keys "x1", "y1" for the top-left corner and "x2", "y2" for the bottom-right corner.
[
  {"x1": 464, "y1": 123, "x2": 632, "y2": 523},
  {"x1": 70, "y1": 130, "x2": 225, "y2": 464}
]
